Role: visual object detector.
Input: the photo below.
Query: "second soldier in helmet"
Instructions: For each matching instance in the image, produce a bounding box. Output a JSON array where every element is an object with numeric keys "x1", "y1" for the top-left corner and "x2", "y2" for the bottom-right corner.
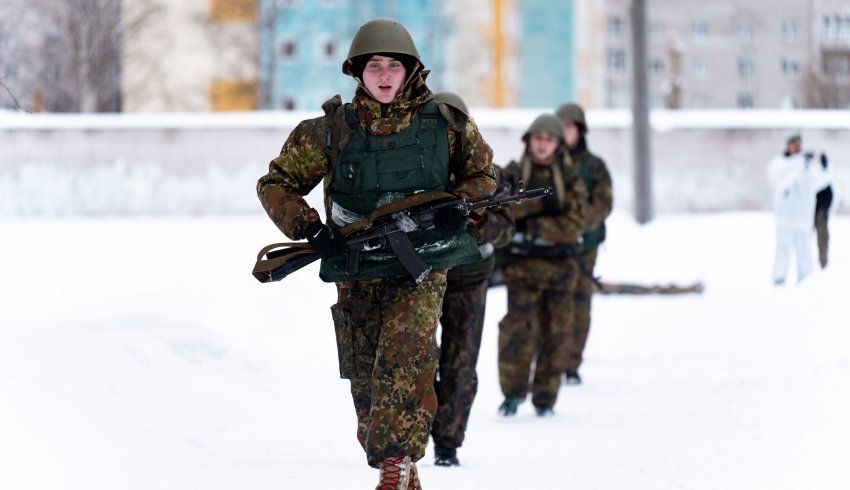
[
  {"x1": 430, "y1": 92, "x2": 515, "y2": 467},
  {"x1": 496, "y1": 113, "x2": 587, "y2": 417}
]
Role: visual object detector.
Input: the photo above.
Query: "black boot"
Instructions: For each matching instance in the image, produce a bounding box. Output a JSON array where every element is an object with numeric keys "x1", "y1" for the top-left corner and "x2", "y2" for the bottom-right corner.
[
  {"x1": 434, "y1": 446, "x2": 460, "y2": 467},
  {"x1": 498, "y1": 396, "x2": 523, "y2": 416},
  {"x1": 565, "y1": 370, "x2": 582, "y2": 385}
]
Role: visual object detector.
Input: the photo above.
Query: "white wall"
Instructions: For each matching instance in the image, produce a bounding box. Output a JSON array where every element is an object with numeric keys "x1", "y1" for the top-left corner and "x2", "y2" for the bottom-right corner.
[{"x1": 1, "y1": 109, "x2": 847, "y2": 215}]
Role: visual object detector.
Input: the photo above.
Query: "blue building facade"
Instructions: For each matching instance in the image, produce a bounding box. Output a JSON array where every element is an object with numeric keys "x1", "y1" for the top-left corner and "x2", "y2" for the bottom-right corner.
[
  {"x1": 259, "y1": 0, "x2": 447, "y2": 111},
  {"x1": 518, "y1": 0, "x2": 575, "y2": 107}
]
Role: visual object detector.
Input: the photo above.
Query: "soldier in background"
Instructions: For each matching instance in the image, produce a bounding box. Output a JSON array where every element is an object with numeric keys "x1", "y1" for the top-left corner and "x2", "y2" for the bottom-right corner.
[
  {"x1": 430, "y1": 92, "x2": 515, "y2": 467},
  {"x1": 256, "y1": 19, "x2": 496, "y2": 490},
  {"x1": 497, "y1": 114, "x2": 586, "y2": 417},
  {"x1": 555, "y1": 103, "x2": 613, "y2": 385},
  {"x1": 814, "y1": 155, "x2": 833, "y2": 269},
  {"x1": 767, "y1": 133, "x2": 830, "y2": 285}
]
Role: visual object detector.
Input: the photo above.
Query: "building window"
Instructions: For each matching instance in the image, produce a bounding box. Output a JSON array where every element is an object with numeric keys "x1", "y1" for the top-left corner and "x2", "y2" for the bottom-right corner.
[
  {"x1": 780, "y1": 95, "x2": 798, "y2": 109},
  {"x1": 782, "y1": 58, "x2": 800, "y2": 78},
  {"x1": 737, "y1": 93, "x2": 754, "y2": 108},
  {"x1": 607, "y1": 16, "x2": 624, "y2": 38},
  {"x1": 319, "y1": 38, "x2": 338, "y2": 61},
  {"x1": 691, "y1": 95, "x2": 708, "y2": 109},
  {"x1": 692, "y1": 21, "x2": 709, "y2": 41},
  {"x1": 738, "y1": 21, "x2": 753, "y2": 43},
  {"x1": 782, "y1": 20, "x2": 799, "y2": 42},
  {"x1": 608, "y1": 50, "x2": 626, "y2": 74},
  {"x1": 280, "y1": 39, "x2": 297, "y2": 61},
  {"x1": 823, "y1": 15, "x2": 834, "y2": 39},
  {"x1": 692, "y1": 58, "x2": 709, "y2": 79},
  {"x1": 650, "y1": 23, "x2": 666, "y2": 39},
  {"x1": 650, "y1": 58, "x2": 665, "y2": 76},
  {"x1": 822, "y1": 14, "x2": 850, "y2": 40},
  {"x1": 209, "y1": 0, "x2": 257, "y2": 22},
  {"x1": 607, "y1": 86, "x2": 627, "y2": 108},
  {"x1": 738, "y1": 57, "x2": 754, "y2": 77}
]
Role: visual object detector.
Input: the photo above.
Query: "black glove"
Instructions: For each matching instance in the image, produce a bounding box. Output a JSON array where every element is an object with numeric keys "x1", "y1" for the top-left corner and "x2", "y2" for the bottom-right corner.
[
  {"x1": 433, "y1": 206, "x2": 466, "y2": 230},
  {"x1": 821, "y1": 153, "x2": 828, "y2": 169},
  {"x1": 305, "y1": 221, "x2": 345, "y2": 259},
  {"x1": 541, "y1": 193, "x2": 561, "y2": 215}
]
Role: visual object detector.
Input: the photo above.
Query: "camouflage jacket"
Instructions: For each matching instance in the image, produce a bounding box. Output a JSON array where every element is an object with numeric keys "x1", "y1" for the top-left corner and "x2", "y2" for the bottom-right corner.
[
  {"x1": 570, "y1": 139, "x2": 613, "y2": 252},
  {"x1": 256, "y1": 70, "x2": 497, "y2": 242},
  {"x1": 501, "y1": 150, "x2": 586, "y2": 245}
]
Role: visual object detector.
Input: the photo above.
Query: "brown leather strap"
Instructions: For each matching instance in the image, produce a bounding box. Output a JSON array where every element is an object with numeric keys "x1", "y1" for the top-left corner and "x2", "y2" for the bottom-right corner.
[{"x1": 252, "y1": 242, "x2": 315, "y2": 277}]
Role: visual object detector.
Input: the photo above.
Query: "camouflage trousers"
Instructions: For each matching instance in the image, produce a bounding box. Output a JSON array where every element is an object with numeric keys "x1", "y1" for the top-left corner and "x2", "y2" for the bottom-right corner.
[
  {"x1": 431, "y1": 278, "x2": 489, "y2": 450},
  {"x1": 815, "y1": 207, "x2": 829, "y2": 268},
  {"x1": 498, "y1": 258, "x2": 578, "y2": 409},
  {"x1": 333, "y1": 271, "x2": 446, "y2": 468},
  {"x1": 565, "y1": 249, "x2": 598, "y2": 373}
]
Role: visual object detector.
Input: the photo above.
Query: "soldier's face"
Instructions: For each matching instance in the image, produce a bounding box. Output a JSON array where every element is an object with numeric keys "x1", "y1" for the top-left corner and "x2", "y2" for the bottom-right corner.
[
  {"x1": 530, "y1": 132, "x2": 559, "y2": 163},
  {"x1": 362, "y1": 55, "x2": 407, "y2": 104},
  {"x1": 787, "y1": 139, "x2": 802, "y2": 154},
  {"x1": 562, "y1": 120, "x2": 580, "y2": 148}
]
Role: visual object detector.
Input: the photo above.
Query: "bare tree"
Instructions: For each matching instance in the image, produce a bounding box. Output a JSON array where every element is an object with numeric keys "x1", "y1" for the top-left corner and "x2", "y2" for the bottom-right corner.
[{"x1": 0, "y1": 0, "x2": 156, "y2": 112}]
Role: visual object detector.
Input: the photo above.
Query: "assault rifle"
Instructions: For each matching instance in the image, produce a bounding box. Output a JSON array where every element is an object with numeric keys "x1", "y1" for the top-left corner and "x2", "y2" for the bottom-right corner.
[{"x1": 252, "y1": 183, "x2": 552, "y2": 284}]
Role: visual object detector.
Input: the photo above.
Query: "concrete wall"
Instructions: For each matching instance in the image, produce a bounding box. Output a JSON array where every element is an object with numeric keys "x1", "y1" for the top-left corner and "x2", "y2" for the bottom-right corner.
[{"x1": 1, "y1": 110, "x2": 847, "y2": 216}]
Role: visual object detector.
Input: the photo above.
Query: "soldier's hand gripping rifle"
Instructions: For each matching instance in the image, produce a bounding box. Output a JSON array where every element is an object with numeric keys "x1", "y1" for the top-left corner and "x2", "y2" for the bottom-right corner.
[{"x1": 252, "y1": 183, "x2": 552, "y2": 284}]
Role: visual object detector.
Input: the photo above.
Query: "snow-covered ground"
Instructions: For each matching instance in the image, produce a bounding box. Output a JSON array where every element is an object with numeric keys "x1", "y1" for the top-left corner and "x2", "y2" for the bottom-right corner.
[{"x1": 1, "y1": 210, "x2": 848, "y2": 490}]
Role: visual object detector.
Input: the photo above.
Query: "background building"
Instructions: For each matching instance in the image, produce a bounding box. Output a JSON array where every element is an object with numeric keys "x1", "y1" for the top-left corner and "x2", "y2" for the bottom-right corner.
[
  {"x1": 121, "y1": 0, "x2": 259, "y2": 112},
  {"x1": 258, "y1": 0, "x2": 447, "y2": 110},
  {"x1": 588, "y1": 0, "x2": 850, "y2": 109}
]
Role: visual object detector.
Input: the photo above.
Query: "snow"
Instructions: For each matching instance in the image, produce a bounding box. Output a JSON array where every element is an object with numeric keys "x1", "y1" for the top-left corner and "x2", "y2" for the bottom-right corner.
[{"x1": 1, "y1": 210, "x2": 849, "y2": 490}]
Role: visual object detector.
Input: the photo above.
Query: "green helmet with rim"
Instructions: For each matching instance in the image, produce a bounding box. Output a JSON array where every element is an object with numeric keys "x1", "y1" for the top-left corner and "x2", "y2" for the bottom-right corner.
[
  {"x1": 555, "y1": 102, "x2": 587, "y2": 131},
  {"x1": 342, "y1": 19, "x2": 421, "y2": 77},
  {"x1": 433, "y1": 91, "x2": 469, "y2": 116},
  {"x1": 523, "y1": 114, "x2": 565, "y2": 143}
]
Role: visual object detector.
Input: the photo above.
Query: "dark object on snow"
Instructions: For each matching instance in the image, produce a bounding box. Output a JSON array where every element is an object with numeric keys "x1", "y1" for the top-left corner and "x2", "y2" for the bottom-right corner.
[
  {"x1": 498, "y1": 397, "x2": 522, "y2": 416},
  {"x1": 434, "y1": 446, "x2": 460, "y2": 467},
  {"x1": 564, "y1": 371, "x2": 582, "y2": 385},
  {"x1": 596, "y1": 281, "x2": 704, "y2": 295},
  {"x1": 535, "y1": 406, "x2": 554, "y2": 417}
]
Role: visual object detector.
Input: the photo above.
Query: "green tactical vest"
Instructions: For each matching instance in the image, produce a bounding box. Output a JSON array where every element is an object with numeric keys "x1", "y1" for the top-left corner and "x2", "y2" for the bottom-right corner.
[
  {"x1": 319, "y1": 100, "x2": 483, "y2": 283},
  {"x1": 577, "y1": 153, "x2": 607, "y2": 253}
]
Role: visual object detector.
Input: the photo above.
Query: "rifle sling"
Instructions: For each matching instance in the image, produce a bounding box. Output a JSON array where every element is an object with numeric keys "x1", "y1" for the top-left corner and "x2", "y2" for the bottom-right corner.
[{"x1": 252, "y1": 242, "x2": 317, "y2": 283}]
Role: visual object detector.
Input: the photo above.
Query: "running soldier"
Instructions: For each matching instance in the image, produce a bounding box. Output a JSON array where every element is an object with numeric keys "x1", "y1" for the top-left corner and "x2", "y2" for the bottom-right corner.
[
  {"x1": 430, "y1": 92, "x2": 515, "y2": 467},
  {"x1": 256, "y1": 19, "x2": 496, "y2": 490},
  {"x1": 555, "y1": 102, "x2": 613, "y2": 384},
  {"x1": 497, "y1": 114, "x2": 586, "y2": 417}
]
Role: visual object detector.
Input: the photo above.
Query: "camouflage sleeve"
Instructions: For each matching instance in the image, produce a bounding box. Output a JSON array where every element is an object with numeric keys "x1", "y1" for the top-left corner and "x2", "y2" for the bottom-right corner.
[
  {"x1": 526, "y1": 176, "x2": 587, "y2": 243},
  {"x1": 256, "y1": 117, "x2": 328, "y2": 240},
  {"x1": 476, "y1": 165, "x2": 515, "y2": 248},
  {"x1": 584, "y1": 158, "x2": 613, "y2": 230},
  {"x1": 477, "y1": 206, "x2": 515, "y2": 248},
  {"x1": 448, "y1": 118, "x2": 497, "y2": 199}
]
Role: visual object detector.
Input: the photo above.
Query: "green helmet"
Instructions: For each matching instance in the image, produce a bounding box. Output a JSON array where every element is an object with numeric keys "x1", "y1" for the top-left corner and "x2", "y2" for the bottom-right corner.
[
  {"x1": 523, "y1": 114, "x2": 565, "y2": 143},
  {"x1": 786, "y1": 132, "x2": 802, "y2": 144},
  {"x1": 433, "y1": 91, "x2": 469, "y2": 116},
  {"x1": 342, "y1": 19, "x2": 421, "y2": 76},
  {"x1": 555, "y1": 102, "x2": 587, "y2": 130}
]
